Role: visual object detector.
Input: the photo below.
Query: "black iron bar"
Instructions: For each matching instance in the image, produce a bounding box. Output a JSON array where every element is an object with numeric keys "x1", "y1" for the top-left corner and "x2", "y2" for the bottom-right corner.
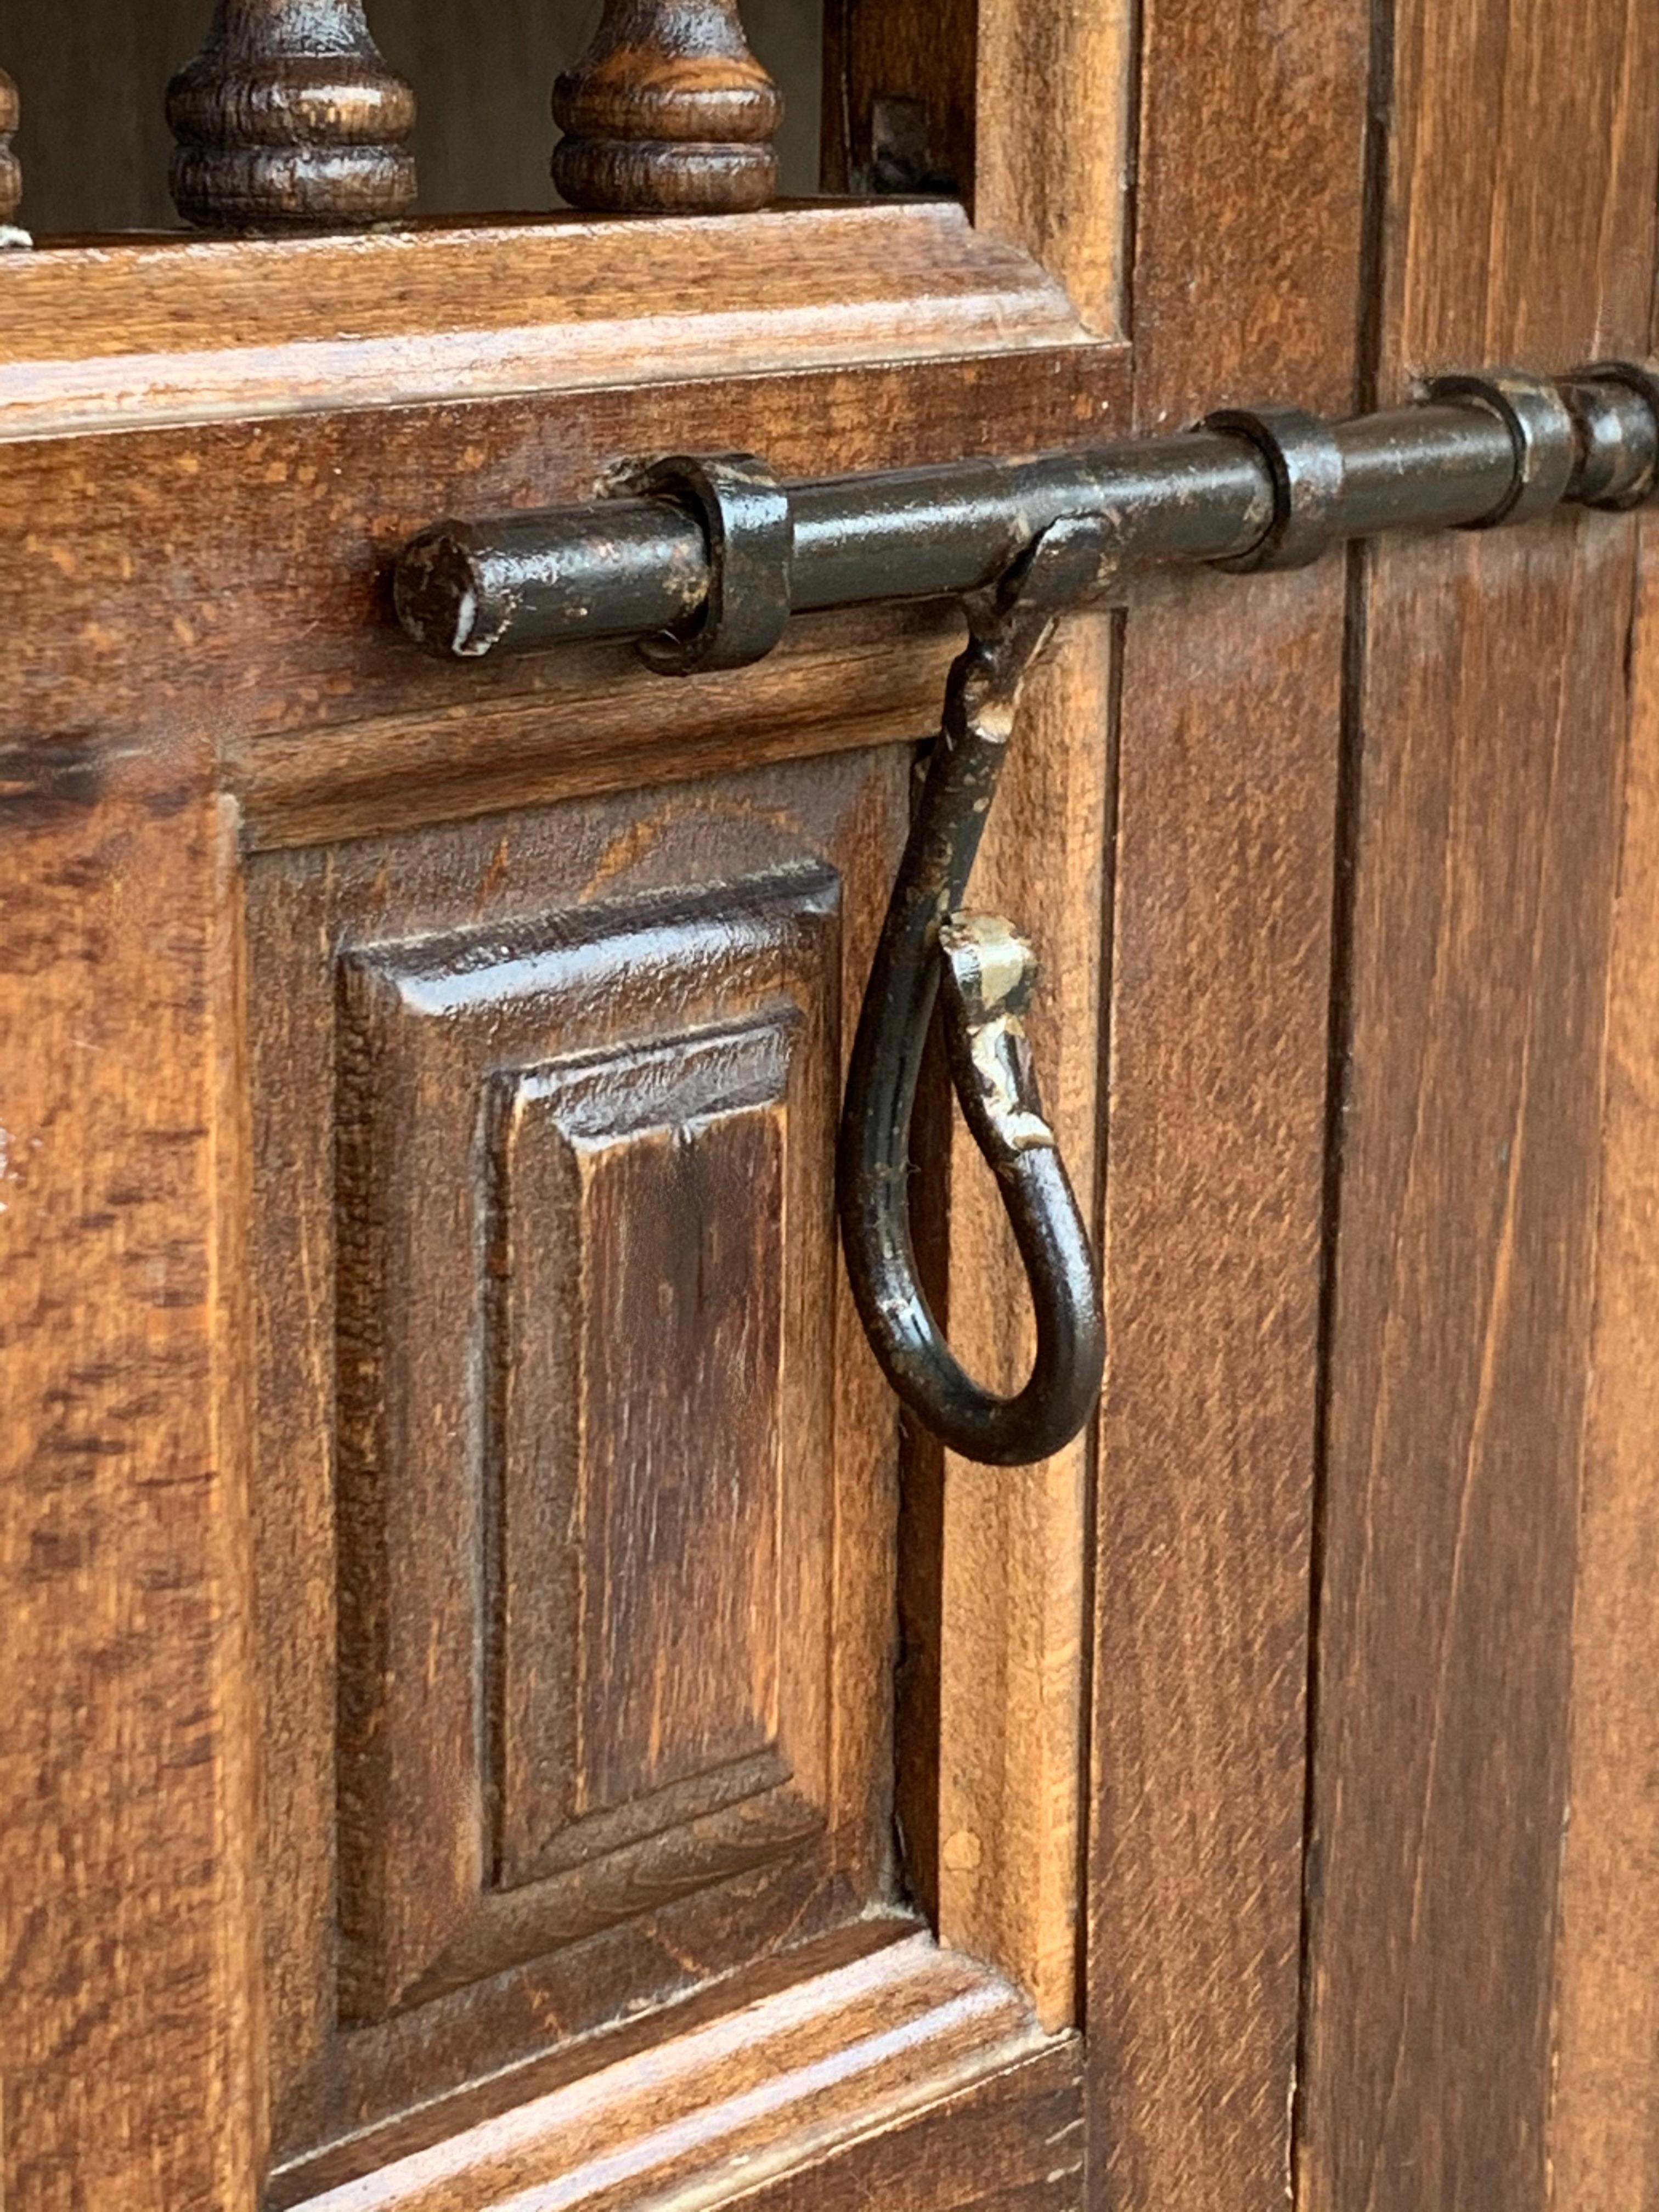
[{"x1": 393, "y1": 368, "x2": 1658, "y2": 664}]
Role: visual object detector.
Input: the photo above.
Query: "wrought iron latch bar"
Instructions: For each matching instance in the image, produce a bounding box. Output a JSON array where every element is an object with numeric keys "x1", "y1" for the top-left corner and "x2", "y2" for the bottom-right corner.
[
  {"x1": 396, "y1": 364, "x2": 1658, "y2": 662},
  {"x1": 393, "y1": 362, "x2": 1659, "y2": 1467}
]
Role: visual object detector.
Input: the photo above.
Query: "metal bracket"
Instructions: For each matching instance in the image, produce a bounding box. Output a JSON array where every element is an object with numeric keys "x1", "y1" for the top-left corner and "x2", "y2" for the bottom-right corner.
[{"x1": 630, "y1": 453, "x2": 793, "y2": 672}]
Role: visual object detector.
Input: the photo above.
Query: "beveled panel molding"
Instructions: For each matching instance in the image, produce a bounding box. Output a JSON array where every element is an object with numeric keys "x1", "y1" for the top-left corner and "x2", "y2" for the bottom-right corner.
[{"x1": 333, "y1": 869, "x2": 842, "y2": 2020}]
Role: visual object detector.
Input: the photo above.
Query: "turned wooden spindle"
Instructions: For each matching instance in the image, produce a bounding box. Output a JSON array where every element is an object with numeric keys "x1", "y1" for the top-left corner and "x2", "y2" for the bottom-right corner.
[
  {"x1": 0, "y1": 67, "x2": 25, "y2": 244},
  {"x1": 168, "y1": 0, "x2": 416, "y2": 231},
  {"x1": 553, "y1": 0, "x2": 782, "y2": 216}
]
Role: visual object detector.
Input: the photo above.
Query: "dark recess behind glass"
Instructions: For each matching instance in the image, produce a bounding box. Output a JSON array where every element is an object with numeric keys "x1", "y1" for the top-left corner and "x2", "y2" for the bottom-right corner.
[{"x1": 0, "y1": 0, "x2": 824, "y2": 237}]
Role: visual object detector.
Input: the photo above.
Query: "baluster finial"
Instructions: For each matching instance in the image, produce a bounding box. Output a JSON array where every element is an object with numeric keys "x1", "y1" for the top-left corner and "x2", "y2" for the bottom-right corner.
[
  {"x1": 0, "y1": 67, "x2": 26, "y2": 246},
  {"x1": 168, "y1": 0, "x2": 416, "y2": 231},
  {"x1": 553, "y1": 0, "x2": 781, "y2": 215}
]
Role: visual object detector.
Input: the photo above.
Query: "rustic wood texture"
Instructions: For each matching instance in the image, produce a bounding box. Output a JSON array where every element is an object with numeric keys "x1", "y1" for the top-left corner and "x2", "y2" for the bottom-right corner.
[
  {"x1": 552, "y1": 0, "x2": 782, "y2": 215},
  {"x1": 246, "y1": 750, "x2": 910, "y2": 2155},
  {"x1": 1298, "y1": 0, "x2": 1659, "y2": 2204},
  {"x1": 974, "y1": 2, "x2": 1131, "y2": 336},
  {"x1": 0, "y1": 160, "x2": 1127, "y2": 2203},
  {"x1": 0, "y1": 755, "x2": 266, "y2": 2207},
  {"x1": 723, "y1": 2036, "x2": 1084, "y2": 2212},
  {"x1": 326, "y1": 871, "x2": 843, "y2": 2021},
  {"x1": 0, "y1": 353, "x2": 1124, "y2": 773},
  {"x1": 934, "y1": 616, "x2": 1113, "y2": 2033},
  {"x1": 822, "y1": 1, "x2": 1128, "y2": 335},
  {"x1": 230, "y1": 603, "x2": 963, "y2": 852},
  {"x1": 1086, "y1": 0, "x2": 1365, "y2": 2199},
  {"x1": 167, "y1": 0, "x2": 416, "y2": 230},
  {"x1": 274, "y1": 1935, "x2": 1069, "y2": 2212},
  {"x1": 0, "y1": 62, "x2": 21, "y2": 232},
  {"x1": 1545, "y1": 514, "x2": 1659, "y2": 2212}
]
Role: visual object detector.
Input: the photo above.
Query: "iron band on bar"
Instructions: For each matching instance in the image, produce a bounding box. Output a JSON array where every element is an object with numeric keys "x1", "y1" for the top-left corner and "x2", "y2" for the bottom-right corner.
[{"x1": 393, "y1": 363, "x2": 1659, "y2": 1466}]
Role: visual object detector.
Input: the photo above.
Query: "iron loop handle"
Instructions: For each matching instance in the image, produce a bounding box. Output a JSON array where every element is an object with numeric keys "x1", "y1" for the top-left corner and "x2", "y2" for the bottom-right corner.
[{"x1": 837, "y1": 516, "x2": 1114, "y2": 1466}]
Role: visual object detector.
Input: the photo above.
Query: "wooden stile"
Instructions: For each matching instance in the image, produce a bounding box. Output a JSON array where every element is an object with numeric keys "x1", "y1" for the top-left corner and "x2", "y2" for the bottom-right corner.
[{"x1": 1085, "y1": 0, "x2": 1367, "y2": 2203}]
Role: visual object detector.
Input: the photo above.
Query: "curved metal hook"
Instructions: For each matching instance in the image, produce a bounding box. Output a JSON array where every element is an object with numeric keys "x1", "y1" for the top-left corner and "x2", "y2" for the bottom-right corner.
[{"x1": 837, "y1": 516, "x2": 1116, "y2": 1465}]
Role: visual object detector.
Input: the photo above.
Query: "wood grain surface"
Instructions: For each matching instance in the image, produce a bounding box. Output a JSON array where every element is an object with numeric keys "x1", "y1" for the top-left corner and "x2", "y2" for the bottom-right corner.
[
  {"x1": 1085, "y1": 0, "x2": 1366, "y2": 2202},
  {"x1": 278, "y1": 1934, "x2": 1070, "y2": 2212},
  {"x1": 1297, "y1": 0, "x2": 1659, "y2": 2205},
  {"x1": 1545, "y1": 514, "x2": 1659, "y2": 2211},
  {"x1": 901, "y1": 0, "x2": 1129, "y2": 2040},
  {"x1": 0, "y1": 199, "x2": 1095, "y2": 437},
  {"x1": 245, "y1": 751, "x2": 909, "y2": 2157},
  {"x1": 0, "y1": 746, "x2": 266, "y2": 2206}
]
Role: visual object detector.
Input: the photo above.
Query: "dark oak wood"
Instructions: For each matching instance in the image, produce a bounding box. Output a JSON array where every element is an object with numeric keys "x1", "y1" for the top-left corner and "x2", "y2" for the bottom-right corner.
[
  {"x1": 328, "y1": 867, "x2": 845, "y2": 2022},
  {"x1": 0, "y1": 748, "x2": 266, "y2": 2205},
  {"x1": 552, "y1": 0, "x2": 781, "y2": 215},
  {"x1": 168, "y1": 0, "x2": 417, "y2": 231},
  {"x1": 0, "y1": 165, "x2": 1126, "y2": 2199},
  {"x1": 8, "y1": 5, "x2": 1659, "y2": 2209},
  {"x1": 246, "y1": 748, "x2": 910, "y2": 2155},
  {"x1": 1547, "y1": 510, "x2": 1659, "y2": 2210},
  {"x1": 1297, "y1": 0, "x2": 1659, "y2": 2205},
  {"x1": 1084, "y1": 0, "x2": 1366, "y2": 2204},
  {"x1": 0, "y1": 63, "x2": 20, "y2": 234}
]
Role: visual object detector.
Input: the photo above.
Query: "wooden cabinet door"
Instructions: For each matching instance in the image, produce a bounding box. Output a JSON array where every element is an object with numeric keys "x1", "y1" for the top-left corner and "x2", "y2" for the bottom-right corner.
[{"x1": 2, "y1": 4, "x2": 1657, "y2": 2210}]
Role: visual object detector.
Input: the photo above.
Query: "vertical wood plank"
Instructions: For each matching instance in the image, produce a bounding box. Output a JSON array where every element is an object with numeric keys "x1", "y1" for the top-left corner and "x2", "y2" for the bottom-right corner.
[
  {"x1": 930, "y1": 0, "x2": 1129, "y2": 2034},
  {"x1": 0, "y1": 748, "x2": 263, "y2": 2209},
  {"x1": 1544, "y1": 249, "x2": 1659, "y2": 2209},
  {"x1": 1545, "y1": 513, "x2": 1659, "y2": 2212},
  {"x1": 1299, "y1": 1, "x2": 1659, "y2": 2205},
  {"x1": 974, "y1": 2, "x2": 1132, "y2": 334},
  {"x1": 1088, "y1": 0, "x2": 1367, "y2": 2198},
  {"x1": 937, "y1": 617, "x2": 1114, "y2": 2032}
]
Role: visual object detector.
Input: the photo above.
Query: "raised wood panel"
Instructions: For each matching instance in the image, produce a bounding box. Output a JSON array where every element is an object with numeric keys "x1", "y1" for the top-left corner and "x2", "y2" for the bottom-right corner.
[
  {"x1": 332, "y1": 873, "x2": 838, "y2": 2021},
  {"x1": 247, "y1": 747, "x2": 909, "y2": 2160},
  {"x1": 495, "y1": 1020, "x2": 793, "y2": 1859}
]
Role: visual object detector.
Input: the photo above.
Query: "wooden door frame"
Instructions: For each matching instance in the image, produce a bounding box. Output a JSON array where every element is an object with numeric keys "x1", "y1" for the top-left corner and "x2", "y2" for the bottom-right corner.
[
  {"x1": 6, "y1": 2, "x2": 1658, "y2": 2206},
  {"x1": 1, "y1": 10, "x2": 1131, "y2": 2203}
]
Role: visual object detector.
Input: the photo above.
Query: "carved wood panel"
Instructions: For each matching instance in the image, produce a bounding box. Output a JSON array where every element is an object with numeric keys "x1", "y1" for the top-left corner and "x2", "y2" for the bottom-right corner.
[
  {"x1": 332, "y1": 873, "x2": 837, "y2": 2020},
  {"x1": 244, "y1": 749, "x2": 909, "y2": 2163}
]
